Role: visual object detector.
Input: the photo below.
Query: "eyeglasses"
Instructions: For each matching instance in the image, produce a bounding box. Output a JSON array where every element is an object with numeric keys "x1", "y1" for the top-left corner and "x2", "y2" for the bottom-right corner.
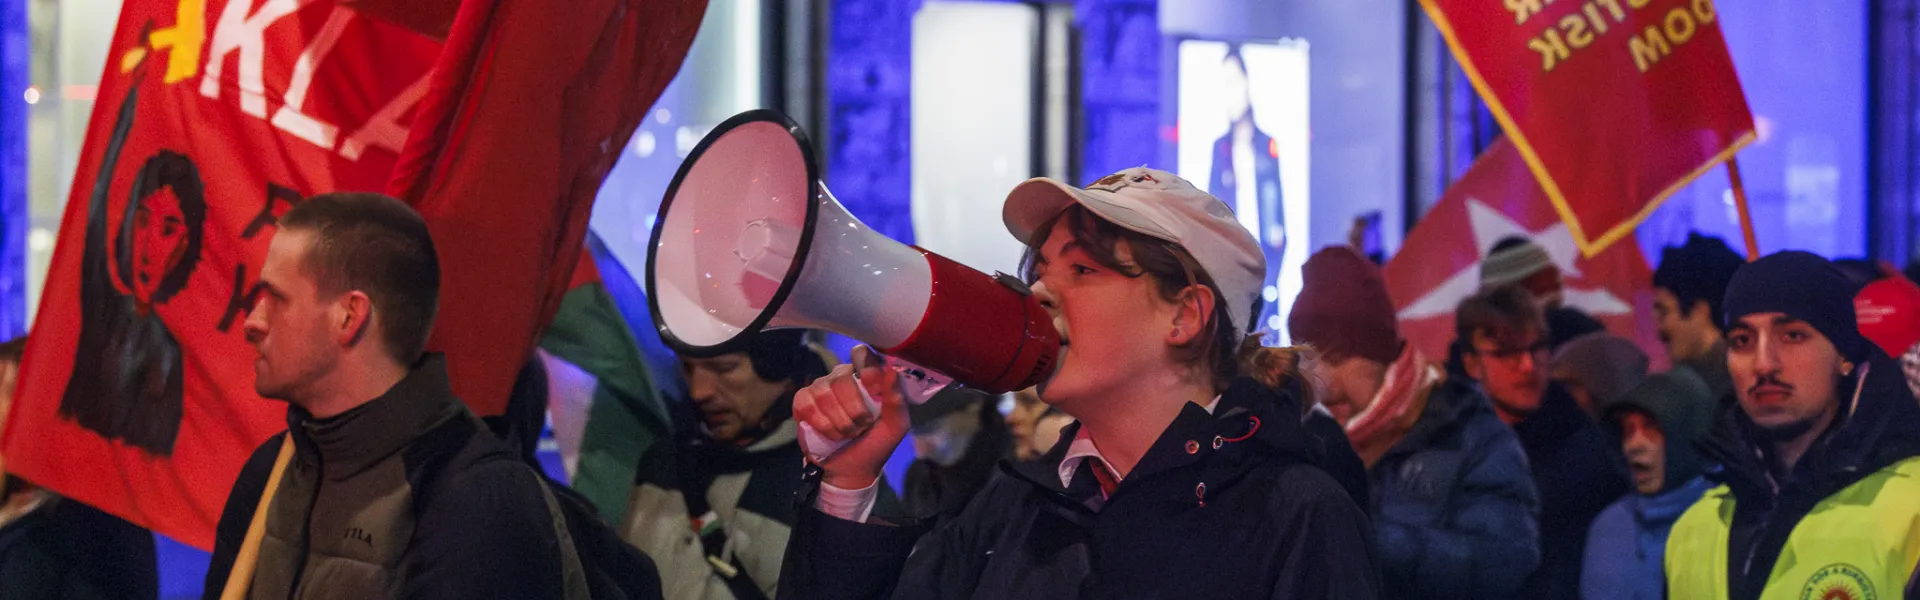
[{"x1": 1471, "y1": 342, "x2": 1550, "y2": 368}]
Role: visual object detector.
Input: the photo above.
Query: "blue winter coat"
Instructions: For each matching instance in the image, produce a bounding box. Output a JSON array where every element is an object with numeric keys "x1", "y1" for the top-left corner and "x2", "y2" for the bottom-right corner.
[
  {"x1": 1579, "y1": 476, "x2": 1711, "y2": 600},
  {"x1": 1371, "y1": 378, "x2": 1542, "y2": 600}
]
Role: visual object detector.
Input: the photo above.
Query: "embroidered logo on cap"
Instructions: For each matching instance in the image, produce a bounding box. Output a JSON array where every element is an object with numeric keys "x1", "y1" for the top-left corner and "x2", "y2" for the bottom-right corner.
[{"x1": 1087, "y1": 170, "x2": 1166, "y2": 193}]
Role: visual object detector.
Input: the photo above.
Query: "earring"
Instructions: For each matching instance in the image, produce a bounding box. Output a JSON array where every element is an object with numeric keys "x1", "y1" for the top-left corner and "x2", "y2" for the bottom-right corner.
[{"x1": 1842, "y1": 361, "x2": 1855, "y2": 377}]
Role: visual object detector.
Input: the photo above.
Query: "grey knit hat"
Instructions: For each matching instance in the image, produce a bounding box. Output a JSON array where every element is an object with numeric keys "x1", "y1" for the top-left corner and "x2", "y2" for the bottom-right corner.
[{"x1": 1481, "y1": 238, "x2": 1555, "y2": 289}]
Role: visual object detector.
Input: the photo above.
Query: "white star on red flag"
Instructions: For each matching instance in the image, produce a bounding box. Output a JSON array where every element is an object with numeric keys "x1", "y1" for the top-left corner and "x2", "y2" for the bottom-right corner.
[
  {"x1": 1398, "y1": 198, "x2": 1629, "y2": 321},
  {"x1": 1382, "y1": 140, "x2": 1665, "y2": 370}
]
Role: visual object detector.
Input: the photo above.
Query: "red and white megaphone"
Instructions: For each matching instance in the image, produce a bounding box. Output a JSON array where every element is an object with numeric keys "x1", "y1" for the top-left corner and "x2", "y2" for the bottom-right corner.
[{"x1": 646, "y1": 110, "x2": 1060, "y2": 454}]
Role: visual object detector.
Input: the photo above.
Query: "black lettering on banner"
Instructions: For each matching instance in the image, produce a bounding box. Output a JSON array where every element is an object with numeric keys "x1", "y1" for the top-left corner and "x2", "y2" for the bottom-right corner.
[
  {"x1": 218, "y1": 263, "x2": 268, "y2": 332},
  {"x1": 242, "y1": 183, "x2": 304, "y2": 240}
]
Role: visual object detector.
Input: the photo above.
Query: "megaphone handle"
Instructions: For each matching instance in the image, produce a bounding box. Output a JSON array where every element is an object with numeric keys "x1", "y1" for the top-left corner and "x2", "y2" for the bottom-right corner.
[
  {"x1": 799, "y1": 379, "x2": 880, "y2": 463},
  {"x1": 799, "y1": 353, "x2": 952, "y2": 464}
]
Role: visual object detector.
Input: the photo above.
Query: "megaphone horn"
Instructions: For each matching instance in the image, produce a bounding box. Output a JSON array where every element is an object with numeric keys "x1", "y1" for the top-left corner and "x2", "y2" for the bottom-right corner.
[{"x1": 645, "y1": 109, "x2": 1060, "y2": 396}]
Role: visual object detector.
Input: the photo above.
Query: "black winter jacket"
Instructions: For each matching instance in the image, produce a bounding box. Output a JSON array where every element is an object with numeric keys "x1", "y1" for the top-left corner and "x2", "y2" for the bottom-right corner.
[
  {"x1": 777, "y1": 378, "x2": 1380, "y2": 599},
  {"x1": 0, "y1": 495, "x2": 157, "y2": 600},
  {"x1": 1513, "y1": 383, "x2": 1629, "y2": 600},
  {"x1": 1699, "y1": 353, "x2": 1920, "y2": 600}
]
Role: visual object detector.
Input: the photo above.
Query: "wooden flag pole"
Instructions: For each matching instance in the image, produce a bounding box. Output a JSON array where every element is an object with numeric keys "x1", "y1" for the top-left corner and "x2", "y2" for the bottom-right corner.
[{"x1": 1727, "y1": 156, "x2": 1760, "y2": 261}]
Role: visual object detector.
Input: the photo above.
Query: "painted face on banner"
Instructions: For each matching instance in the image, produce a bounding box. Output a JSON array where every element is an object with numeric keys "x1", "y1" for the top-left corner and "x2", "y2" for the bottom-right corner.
[{"x1": 132, "y1": 187, "x2": 190, "y2": 304}]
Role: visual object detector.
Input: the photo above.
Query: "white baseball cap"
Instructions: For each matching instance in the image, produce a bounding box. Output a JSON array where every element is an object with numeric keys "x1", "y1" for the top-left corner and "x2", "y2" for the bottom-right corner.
[{"x1": 1001, "y1": 167, "x2": 1267, "y2": 334}]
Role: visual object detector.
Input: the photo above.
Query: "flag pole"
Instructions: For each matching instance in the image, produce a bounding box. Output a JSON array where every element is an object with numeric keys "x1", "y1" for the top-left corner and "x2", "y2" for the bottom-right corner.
[{"x1": 1727, "y1": 156, "x2": 1759, "y2": 261}]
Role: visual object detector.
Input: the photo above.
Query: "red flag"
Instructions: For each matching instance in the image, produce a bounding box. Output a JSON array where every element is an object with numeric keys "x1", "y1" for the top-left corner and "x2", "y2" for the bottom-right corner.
[
  {"x1": 2, "y1": 0, "x2": 703, "y2": 549},
  {"x1": 1417, "y1": 0, "x2": 1754, "y2": 256},
  {"x1": 3, "y1": 0, "x2": 441, "y2": 549},
  {"x1": 386, "y1": 0, "x2": 706, "y2": 416},
  {"x1": 1384, "y1": 139, "x2": 1666, "y2": 370}
]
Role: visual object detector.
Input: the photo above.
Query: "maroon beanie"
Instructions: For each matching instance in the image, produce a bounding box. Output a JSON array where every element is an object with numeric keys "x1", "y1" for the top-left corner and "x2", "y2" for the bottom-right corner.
[{"x1": 1289, "y1": 247, "x2": 1403, "y2": 364}]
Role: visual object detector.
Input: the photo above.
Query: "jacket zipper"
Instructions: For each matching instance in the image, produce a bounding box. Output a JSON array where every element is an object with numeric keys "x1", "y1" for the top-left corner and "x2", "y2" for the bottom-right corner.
[
  {"x1": 1737, "y1": 446, "x2": 1778, "y2": 594},
  {"x1": 1739, "y1": 369, "x2": 1870, "y2": 594},
  {"x1": 284, "y1": 452, "x2": 324, "y2": 599}
]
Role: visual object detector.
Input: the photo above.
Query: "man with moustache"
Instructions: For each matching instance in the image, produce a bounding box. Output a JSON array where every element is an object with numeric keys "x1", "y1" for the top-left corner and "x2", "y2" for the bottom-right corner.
[
  {"x1": 1667, "y1": 251, "x2": 1920, "y2": 600},
  {"x1": 1650, "y1": 233, "x2": 1745, "y2": 404}
]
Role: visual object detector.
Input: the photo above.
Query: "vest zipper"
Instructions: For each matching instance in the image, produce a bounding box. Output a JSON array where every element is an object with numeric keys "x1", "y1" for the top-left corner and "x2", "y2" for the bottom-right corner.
[{"x1": 284, "y1": 454, "x2": 324, "y2": 598}]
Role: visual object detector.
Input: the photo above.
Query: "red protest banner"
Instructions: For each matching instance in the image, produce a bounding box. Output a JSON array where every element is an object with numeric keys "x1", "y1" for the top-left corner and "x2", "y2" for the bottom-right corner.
[
  {"x1": 3, "y1": 0, "x2": 703, "y2": 550},
  {"x1": 387, "y1": 0, "x2": 705, "y2": 416},
  {"x1": 1386, "y1": 139, "x2": 1665, "y2": 371},
  {"x1": 2, "y1": 0, "x2": 441, "y2": 549},
  {"x1": 1417, "y1": 0, "x2": 1755, "y2": 256}
]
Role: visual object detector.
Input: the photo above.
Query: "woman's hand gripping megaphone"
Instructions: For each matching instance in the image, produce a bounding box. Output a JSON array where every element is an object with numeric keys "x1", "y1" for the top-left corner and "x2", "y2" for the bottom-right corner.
[{"x1": 793, "y1": 345, "x2": 951, "y2": 489}]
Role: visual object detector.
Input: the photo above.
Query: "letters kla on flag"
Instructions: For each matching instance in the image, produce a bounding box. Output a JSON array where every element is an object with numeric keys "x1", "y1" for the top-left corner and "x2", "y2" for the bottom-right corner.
[
  {"x1": 3, "y1": 0, "x2": 705, "y2": 550},
  {"x1": 4, "y1": 0, "x2": 441, "y2": 549}
]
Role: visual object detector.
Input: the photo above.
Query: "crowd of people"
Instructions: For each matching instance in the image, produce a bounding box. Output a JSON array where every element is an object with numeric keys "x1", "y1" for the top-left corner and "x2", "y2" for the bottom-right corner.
[{"x1": 2, "y1": 169, "x2": 1920, "y2": 599}]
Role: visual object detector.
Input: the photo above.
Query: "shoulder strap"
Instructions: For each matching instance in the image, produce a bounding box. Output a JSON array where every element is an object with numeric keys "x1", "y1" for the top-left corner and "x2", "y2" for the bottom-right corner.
[
  {"x1": 535, "y1": 481, "x2": 593, "y2": 600},
  {"x1": 220, "y1": 433, "x2": 295, "y2": 600}
]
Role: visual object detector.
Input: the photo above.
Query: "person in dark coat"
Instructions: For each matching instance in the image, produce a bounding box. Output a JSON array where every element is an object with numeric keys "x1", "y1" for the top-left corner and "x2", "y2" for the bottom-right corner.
[
  {"x1": 1550, "y1": 333, "x2": 1650, "y2": 418},
  {"x1": 0, "y1": 337, "x2": 159, "y2": 600},
  {"x1": 624, "y1": 329, "x2": 840, "y2": 600},
  {"x1": 1458, "y1": 285, "x2": 1629, "y2": 600},
  {"x1": 1651, "y1": 233, "x2": 1744, "y2": 404},
  {"x1": 1667, "y1": 252, "x2": 1920, "y2": 599},
  {"x1": 903, "y1": 388, "x2": 1013, "y2": 519},
  {"x1": 1290, "y1": 247, "x2": 1539, "y2": 600},
  {"x1": 1004, "y1": 387, "x2": 1073, "y2": 464},
  {"x1": 0, "y1": 494, "x2": 159, "y2": 600},
  {"x1": 1580, "y1": 369, "x2": 1716, "y2": 600},
  {"x1": 780, "y1": 168, "x2": 1378, "y2": 599},
  {"x1": 1240, "y1": 340, "x2": 1370, "y2": 508}
]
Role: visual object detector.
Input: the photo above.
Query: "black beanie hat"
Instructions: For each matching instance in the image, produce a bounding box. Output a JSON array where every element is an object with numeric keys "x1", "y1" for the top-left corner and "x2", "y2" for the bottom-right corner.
[
  {"x1": 743, "y1": 329, "x2": 829, "y2": 386},
  {"x1": 1653, "y1": 233, "x2": 1744, "y2": 330},
  {"x1": 1723, "y1": 251, "x2": 1872, "y2": 363}
]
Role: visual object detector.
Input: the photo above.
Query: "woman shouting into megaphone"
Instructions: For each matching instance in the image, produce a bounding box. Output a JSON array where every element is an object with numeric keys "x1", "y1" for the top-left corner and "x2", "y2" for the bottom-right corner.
[{"x1": 781, "y1": 168, "x2": 1381, "y2": 600}]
